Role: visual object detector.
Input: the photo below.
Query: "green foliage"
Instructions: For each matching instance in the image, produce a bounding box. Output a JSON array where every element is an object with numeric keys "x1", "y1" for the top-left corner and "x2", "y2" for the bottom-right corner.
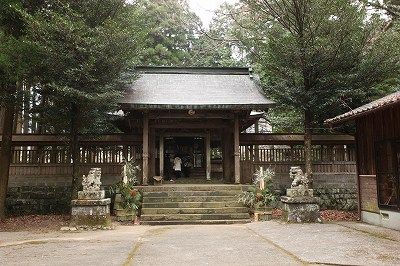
[
  {"x1": 23, "y1": 0, "x2": 144, "y2": 133},
  {"x1": 238, "y1": 168, "x2": 278, "y2": 210},
  {"x1": 234, "y1": 0, "x2": 400, "y2": 130},
  {"x1": 0, "y1": 0, "x2": 42, "y2": 104},
  {"x1": 110, "y1": 183, "x2": 142, "y2": 212},
  {"x1": 267, "y1": 107, "x2": 304, "y2": 133},
  {"x1": 123, "y1": 159, "x2": 141, "y2": 186},
  {"x1": 110, "y1": 158, "x2": 141, "y2": 212},
  {"x1": 190, "y1": 3, "x2": 247, "y2": 67},
  {"x1": 134, "y1": 0, "x2": 200, "y2": 66}
]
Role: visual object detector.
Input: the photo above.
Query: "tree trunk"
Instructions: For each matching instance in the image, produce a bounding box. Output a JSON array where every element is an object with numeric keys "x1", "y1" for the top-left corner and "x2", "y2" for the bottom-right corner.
[
  {"x1": 304, "y1": 110, "x2": 313, "y2": 186},
  {"x1": 0, "y1": 86, "x2": 16, "y2": 220},
  {"x1": 70, "y1": 104, "x2": 80, "y2": 199}
]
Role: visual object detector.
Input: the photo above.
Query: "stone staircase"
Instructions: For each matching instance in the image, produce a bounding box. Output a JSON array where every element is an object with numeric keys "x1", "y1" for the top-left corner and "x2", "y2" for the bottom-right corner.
[{"x1": 140, "y1": 184, "x2": 251, "y2": 225}]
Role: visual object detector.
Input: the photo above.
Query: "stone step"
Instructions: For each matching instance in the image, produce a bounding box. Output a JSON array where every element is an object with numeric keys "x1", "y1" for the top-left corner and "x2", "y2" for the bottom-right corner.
[
  {"x1": 142, "y1": 201, "x2": 243, "y2": 208},
  {"x1": 143, "y1": 190, "x2": 241, "y2": 197},
  {"x1": 141, "y1": 213, "x2": 250, "y2": 221},
  {"x1": 142, "y1": 207, "x2": 249, "y2": 215},
  {"x1": 143, "y1": 196, "x2": 237, "y2": 203},
  {"x1": 141, "y1": 219, "x2": 251, "y2": 225},
  {"x1": 136, "y1": 185, "x2": 251, "y2": 192}
]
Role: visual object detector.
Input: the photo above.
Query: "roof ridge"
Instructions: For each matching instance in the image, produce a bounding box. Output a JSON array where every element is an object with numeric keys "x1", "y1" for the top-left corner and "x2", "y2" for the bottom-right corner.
[{"x1": 135, "y1": 66, "x2": 250, "y2": 75}]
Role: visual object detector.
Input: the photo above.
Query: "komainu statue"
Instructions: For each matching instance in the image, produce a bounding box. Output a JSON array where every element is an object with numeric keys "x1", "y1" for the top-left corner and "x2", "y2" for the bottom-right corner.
[
  {"x1": 82, "y1": 168, "x2": 102, "y2": 192},
  {"x1": 290, "y1": 166, "x2": 309, "y2": 189}
]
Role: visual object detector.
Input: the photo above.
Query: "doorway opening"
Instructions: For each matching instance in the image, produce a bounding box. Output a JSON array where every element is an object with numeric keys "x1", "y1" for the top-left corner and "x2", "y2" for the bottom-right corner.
[{"x1": 163, "y1": 136, "x2": 205, "y2": 182}]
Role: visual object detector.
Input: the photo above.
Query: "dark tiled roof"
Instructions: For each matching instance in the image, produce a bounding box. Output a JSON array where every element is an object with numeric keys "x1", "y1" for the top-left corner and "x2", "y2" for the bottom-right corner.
[
  {"x1": 325, "y1": 91, "x2": 400, "y2": 125},
  {"x1": 120, "y1": 67, "x2": 274, "y2": 110}
]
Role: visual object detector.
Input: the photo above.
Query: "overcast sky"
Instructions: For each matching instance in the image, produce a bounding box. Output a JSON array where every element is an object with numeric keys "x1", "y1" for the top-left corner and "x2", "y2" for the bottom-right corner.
[{"x1": 187, "y1": 0, "x2": 238, "y2": 28}]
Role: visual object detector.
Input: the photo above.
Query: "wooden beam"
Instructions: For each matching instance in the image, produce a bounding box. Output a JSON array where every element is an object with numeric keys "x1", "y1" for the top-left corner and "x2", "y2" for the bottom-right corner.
[
  {"x1": 206, "y1": 131, "x2": 211, "y2": 181},
  {"x1": 150, "y1": 121, "x2": 230, "y2": 129},
  {"x1": 142, "y1": 113, "x2": 149, "y2": 185},
  {"x1": 239, "y1": 133, "x2": 355, "y2": 145},
  {"x1": 148, "y1": 110, "x2": 235, "y2": 120},
  {"x1": 234, "y1": 114, "x2": 241, "y2": 184},
  {"x1": 0, "y1": 134, "x2": 142, "y2": 145}
]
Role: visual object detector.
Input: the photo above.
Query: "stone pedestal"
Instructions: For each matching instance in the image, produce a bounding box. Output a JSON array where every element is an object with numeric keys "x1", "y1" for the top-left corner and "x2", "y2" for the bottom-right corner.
[
  {"x1": 70, "y1": 168, "x2": 111, "y2": 227},
  {"x1": 71, "y1": 196, "x2": 111, "y2": 226},
  {"x1": 113, "y1": 193, "x2": 136, "y2": 222},
  {"x1": 281, "y1": 191, "x2": 321, "y2": 223}
]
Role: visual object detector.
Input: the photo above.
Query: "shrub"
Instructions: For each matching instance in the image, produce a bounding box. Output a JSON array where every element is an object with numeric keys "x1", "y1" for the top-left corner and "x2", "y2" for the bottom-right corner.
[{"x1": 238, "y1": 168, "x2": 278, "y2": 210}]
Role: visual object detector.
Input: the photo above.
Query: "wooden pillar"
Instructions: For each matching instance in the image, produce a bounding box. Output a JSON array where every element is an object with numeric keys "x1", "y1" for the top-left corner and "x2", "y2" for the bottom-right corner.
[
  {"x1": 234, "y1": 114, "x2": 241, "y2": 184},
  {"x1": 254, "y1": 119, "x2": 259, "y2": 162},
  {"x1": 206, "y1": 131, "x2": 211, "y2": 181},
  {"x1": 159, "y1": 134, "x2": 164, "y2": 177},
  {"x1": 222, "y1": 129, "x2": 228, "y2": 181},
  {"x1": 142, "y1": 113, "x2": 149, "y2": 185},
  {"x1": 149, "y1": 128, "x2": 156, "y2": 179},
  {"x1": 223, "y1": 127, "x2": 233, "y2": 182}
]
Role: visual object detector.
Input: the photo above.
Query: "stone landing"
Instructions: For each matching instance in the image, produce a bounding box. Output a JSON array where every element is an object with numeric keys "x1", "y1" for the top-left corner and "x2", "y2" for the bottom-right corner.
[{"x1": 139, "y1": 184, "x2": 251, "y2": 225}]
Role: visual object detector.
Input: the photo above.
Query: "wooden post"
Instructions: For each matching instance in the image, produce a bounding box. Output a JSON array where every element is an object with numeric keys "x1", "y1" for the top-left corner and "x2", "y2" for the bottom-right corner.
[
  {"x1": 149, "y1": 128, "x2": 156, "y2": 178},
  {"x1": 254, "y1": 119, "x2": 259, "y2": 162},
  {"x1": 159, "y1": 134, "x2": 164, "y2": 177},
  {"x1": 142, "y1": 113, "x2": 149, "y2": 185},
  {"x1": 222, "y1": 129, "x2": 229, "y2": 181},
  {"x1": 206, "y1": 130, "x2": 211, "y2": 181},
  {"x1": 234, "y1": 114, "x2": 241, "y2": 184}
]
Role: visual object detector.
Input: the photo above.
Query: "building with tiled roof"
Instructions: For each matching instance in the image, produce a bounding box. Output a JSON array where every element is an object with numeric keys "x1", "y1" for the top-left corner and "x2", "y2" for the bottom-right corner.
[{"x1": 325, "y1": 90, "x2": 400, "y2": 230}]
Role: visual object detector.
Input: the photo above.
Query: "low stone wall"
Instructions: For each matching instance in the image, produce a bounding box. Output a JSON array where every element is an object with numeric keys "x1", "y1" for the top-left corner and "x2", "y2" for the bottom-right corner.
[
  {"x1": 6, "y1": 173, "x2": 120, "y2": 216},
  {"x1": 313, "y1": 173, "x2": 357, "y2": 211},
  {"x1": 6, "y1": 186, "x2": 71, "y2": 215},
  {"x1": 6, "y1": 172, "x2": 358, "y2": 215},
  {"x1": 273, "y1": 173, "x2": 357, "y2": 211}
]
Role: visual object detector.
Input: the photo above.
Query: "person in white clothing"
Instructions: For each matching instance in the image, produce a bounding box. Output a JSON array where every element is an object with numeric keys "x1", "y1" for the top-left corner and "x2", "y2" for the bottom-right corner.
[{"x1": 173, "y1": 155, "x2": 182, "y2": 180}]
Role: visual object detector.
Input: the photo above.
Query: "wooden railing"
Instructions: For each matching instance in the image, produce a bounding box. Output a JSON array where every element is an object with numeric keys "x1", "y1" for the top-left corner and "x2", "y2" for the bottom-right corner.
[
  {"x1": 10, "y1": 145, "x2": 142, "y2": 164},
  {"x1": 240, "y1": 146, "x2": 356, "y2": 162},
  {"x1": 8, "y1": 145, "x2": 143, "y2": 182},
  {"x1": 239, "y1": 146, "x2": 357, "y2": 184}
]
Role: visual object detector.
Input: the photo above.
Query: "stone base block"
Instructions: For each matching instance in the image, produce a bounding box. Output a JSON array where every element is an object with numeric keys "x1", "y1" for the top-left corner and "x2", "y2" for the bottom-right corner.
[
  {"x1": 71, "y1": 198, "x2": 111, "y2": 207},
  {"x1": 71, "y1": 198, "x2": 111, "y2": 226},
  {"x1": 71, "y1": 204, "x2": 110, "y2": 216},
  {"x1": 70, "y1": 214, "x2": 111, "y2": 227},
  {"x1": 281, "y1": 196, "x2": 318, "y2": 204},
  {"x1": 254, "y1": 211, "x2": 272, "y2": 222},
  {"x1": 78, "y1": 190, "x2": 105, "y2": 200},
  {"x1": 282, "y1": 202, "x2": 321, "y2": 223},
  {"x1": 286, "y1": 188, "x2": 313, "y2": 197}
]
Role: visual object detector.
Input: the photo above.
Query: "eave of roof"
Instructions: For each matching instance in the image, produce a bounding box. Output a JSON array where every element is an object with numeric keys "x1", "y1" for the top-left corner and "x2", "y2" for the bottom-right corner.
[
  {"x1": 325, "y1": 91, "x2": 400, "y2": 125},
  {"x1": 120, "y1": 103, "x2": 274, "y2": 110},
  {"x1": 120, "y1": 66, "x2": 275, "y2": 110}
]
